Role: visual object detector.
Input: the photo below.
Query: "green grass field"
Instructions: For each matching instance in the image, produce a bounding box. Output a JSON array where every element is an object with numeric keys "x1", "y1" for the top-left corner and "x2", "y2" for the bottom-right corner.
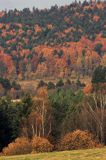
[{"x1": 0, "y1": 147, "x2": 106, "y2": 160}]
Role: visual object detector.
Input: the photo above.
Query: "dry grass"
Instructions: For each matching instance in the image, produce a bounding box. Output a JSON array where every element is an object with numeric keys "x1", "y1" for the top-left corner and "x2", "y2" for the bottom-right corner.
[
  {"x1": 0, "y1": 147, "x2": 106, "y2": 160},
  {"x1": 19, "y1": 75, "x2": 91, "y2": 90}
]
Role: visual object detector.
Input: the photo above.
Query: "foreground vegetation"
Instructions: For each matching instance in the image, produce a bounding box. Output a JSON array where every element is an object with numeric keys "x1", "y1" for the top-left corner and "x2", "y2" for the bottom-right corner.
[
  {"x1": 0, "y1": 66, "x2": 105, "y2": 154},
  {"x1": 0, "y1": 147, "x2": 106, "y2": 160}
]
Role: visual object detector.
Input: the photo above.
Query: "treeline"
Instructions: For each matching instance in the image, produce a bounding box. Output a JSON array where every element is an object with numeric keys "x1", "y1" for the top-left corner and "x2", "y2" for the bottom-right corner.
[{"x1": 0, "y1": 66, "x2": 106, "y2": 154}]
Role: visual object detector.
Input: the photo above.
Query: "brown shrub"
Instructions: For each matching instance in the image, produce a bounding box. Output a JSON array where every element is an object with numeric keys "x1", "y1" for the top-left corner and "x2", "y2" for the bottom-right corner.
[
  {"x1": 32, "y1": 137, "x2": 53, "y2": 152},
  {"x1": 2, "y1": 137, "x2": 32, "y2": 156},
  {"x1": 2, "y1": 136, "x2": 53, "y2": 156},
  {"x1": 58, "y1": 130, "x2": 100, "y2": 151}
]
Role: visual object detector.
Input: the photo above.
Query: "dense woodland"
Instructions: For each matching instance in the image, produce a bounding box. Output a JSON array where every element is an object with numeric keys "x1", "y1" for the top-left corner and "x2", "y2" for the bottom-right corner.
[
  {"x1": 0, "y1": 0, "x2": 106, "y2": 156},
  {"x1": 0, "y1": 0, "x2": 106, "y2": 81}
]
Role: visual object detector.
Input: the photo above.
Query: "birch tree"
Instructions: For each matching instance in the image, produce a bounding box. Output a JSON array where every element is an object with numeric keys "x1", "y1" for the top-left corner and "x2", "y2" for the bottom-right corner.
[{"x1": 86, "y1": 91, "x2": 106, "y2": 144}]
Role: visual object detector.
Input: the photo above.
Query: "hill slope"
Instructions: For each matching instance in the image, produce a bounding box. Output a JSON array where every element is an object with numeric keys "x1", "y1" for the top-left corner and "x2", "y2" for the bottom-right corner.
[{"x1": 0, "y1": 1, "x2": 106, "y2": 80}]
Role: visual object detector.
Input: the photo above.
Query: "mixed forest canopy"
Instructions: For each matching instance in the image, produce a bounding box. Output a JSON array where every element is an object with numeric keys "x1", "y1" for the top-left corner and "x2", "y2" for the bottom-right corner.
[{"x1": 0, "y1": 0, "x2": 105, "y2": 80}]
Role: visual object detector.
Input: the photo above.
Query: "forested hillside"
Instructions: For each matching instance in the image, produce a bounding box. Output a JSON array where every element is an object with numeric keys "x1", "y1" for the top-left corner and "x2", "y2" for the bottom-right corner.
[
  {"x1": 0, "y1": 1, "x2": 106, "y2": 156},
  {"x1": 0, "y1": 1, "x2": 106, "y2": 80}
]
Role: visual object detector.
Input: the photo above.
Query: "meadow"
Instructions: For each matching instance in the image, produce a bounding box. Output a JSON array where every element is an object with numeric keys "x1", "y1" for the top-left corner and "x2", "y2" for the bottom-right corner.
[{"x1": 0, "y1": 147, "x2": 106, "y2": 160}]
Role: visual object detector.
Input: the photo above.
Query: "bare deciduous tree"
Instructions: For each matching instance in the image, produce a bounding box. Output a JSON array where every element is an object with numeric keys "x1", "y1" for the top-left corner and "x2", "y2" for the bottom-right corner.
[{"x1": 86, "y1": 92, "x2": 106, "y2": 144}]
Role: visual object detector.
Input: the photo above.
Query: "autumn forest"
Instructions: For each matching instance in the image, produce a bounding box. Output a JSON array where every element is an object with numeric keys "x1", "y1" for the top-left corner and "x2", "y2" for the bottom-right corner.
[{"x1": 0, "y1": 0, "x2": 106, "y2": 157}]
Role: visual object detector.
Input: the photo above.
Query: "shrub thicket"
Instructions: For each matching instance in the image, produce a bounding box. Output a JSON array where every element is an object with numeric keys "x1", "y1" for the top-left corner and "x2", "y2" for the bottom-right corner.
[
  {"x1": 2, "y1": 137, "x2": 53, "y2": 155},
  {"x1": 58, "y1": 130, "x2": 100, "y2": 151},
  {"x1": 2, "y1": 138, "x2": 32, "y2": 156},
  {"x1": 32, "y1": 137, "x2": 53, "y2": 153}
]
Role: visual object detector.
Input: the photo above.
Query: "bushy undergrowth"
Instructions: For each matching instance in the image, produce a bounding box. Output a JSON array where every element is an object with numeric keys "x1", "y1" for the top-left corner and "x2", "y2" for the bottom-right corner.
[
  {"x1": 2, "y1": 130, "x2": 101, "y2": 155},
  {"x1": 32, "y1": 137, "x2": 53, "y2": 153},
  {"x1": 2, "y1": 138, "x2": 32, "y2": 156},
  {"x1": 58, "y1": 130, "x2": 100, "y2": 151},
  {"x1": 2, "y1": 137, "x2": 53, "y2": 155}
]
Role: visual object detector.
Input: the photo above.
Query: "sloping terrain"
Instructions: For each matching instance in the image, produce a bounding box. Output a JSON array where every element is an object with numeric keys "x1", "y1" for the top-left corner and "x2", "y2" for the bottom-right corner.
[{"x1": 0, "y1": 1, "x2": 106, "y2": 80}]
